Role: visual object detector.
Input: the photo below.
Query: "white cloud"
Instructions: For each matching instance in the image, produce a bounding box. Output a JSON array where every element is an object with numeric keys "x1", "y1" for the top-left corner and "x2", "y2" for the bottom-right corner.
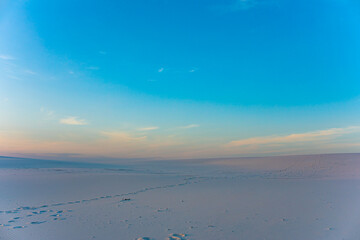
[
  {"x1": 227, "y1": 126, "x2": 360, "y2": 147},
  {"x1": 137, "y1": 126, "x2": 159, "y2": 131},
  {"x1": 158, "y1": 67, "x2": 164, "y2": 73},
  {"x1": 60, "y1": 116, "x2": 88, "y2": 126},
  {"x1": 0, "y1": 55, "x2": 15, "y2": 60},
  {"x1": 180, "y1": 124, "x2": 199, "y2": 129},
  {"x1": 189, "y1": 67, "x2": 198, "y2": 73}
]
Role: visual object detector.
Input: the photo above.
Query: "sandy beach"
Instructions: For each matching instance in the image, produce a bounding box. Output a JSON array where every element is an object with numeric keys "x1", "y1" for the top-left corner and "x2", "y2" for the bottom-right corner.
[{"x1": 1, "y1": 154, "x2": 360, "y2": 240}]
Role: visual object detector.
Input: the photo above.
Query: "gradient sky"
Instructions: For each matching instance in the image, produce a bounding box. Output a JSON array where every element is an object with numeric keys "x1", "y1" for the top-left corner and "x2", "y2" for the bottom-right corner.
[{"x1": 1, "y1": 0, "x2": 360, "y2": 160}]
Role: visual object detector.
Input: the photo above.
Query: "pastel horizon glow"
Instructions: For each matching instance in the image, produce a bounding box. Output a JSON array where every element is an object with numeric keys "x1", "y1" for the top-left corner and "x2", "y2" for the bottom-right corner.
[{"x1": 1, "y1": 0, "x2": 360, "y2": 160}]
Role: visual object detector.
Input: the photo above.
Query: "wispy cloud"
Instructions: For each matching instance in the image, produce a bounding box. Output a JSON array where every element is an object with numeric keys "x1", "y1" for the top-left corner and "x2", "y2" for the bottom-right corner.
[
  {"x1": 86, "y1": 66, "x2": 99, "y2": 70},
  {"x1": 158, "y1": 67, "x2": 164, "y2": 73},
  {"x1": 60, "y1": 116, "x2": 88, "y2": 126},
  {"x1": 179, "y1": 124, "x2": 200, "y2": 129},
  {"x1": 101, "y1": 131, "x2": 147, "y2": 142},
  {"x1": 25, "y1": 70, "x2": 36, "y2": 75},
  {"x1": 214, "y1": 0, "x2": 264, "y2": 13},
  {"x1": 227, "y1": 126, "x2": 360, "y2": 147},
  {"x1": 7, "y1": 75, "x2": 21, "y2": 80},
  {"x1": 0, "y1": 130, "x2": 185, "y2": 159},
  {"x1": 137, "y1": 126, "x2": 159, "y2": 131},
  {"x1": 232, "y1": 0, "x2": 258, "y2": 10},
  {"x1": 189, "y1": 67, "x2": 199, "y2": 73},
  {"x1": 40, "y1": 107, "x2": 55, "y2": 119},
  {"x1": 0, "y1": 55, "x2": 15, "y2": 60}
]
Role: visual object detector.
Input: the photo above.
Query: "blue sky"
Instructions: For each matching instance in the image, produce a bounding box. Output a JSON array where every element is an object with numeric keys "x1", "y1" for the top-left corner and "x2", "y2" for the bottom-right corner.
[{"x1": 0, "y1": 0, "x2": 360, "y2": 160}]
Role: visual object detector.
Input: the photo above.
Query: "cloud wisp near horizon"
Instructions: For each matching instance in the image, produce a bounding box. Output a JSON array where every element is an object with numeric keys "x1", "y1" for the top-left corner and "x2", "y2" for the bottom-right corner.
[
  {"x1": 0, "y1": 0, "x2": 360, "y2": 161},
  {"x1": 1, "y1": 124, "x2": 359, "y2": 160},
  {"x1": 227, "y1": 126, "x2": 360, "y2": 147},
  {"x1": 60, "y1": 117, "x2": 88, "y2": 126}
]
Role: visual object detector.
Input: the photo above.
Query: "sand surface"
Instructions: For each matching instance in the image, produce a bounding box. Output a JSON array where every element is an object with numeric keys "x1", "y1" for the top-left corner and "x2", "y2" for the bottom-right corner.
[{"x1": 1, "y1": 154, "x2": 360, "y2": 240}]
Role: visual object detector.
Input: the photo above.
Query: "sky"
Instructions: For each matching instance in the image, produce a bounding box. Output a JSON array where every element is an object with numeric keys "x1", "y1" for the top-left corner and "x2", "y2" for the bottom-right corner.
[{"x1": 0, "y1": 0, "x2": 360, "y2": 161}]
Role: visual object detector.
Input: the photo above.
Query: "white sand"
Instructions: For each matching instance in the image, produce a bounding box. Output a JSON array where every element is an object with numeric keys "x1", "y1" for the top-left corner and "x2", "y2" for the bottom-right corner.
[{"x1": 1, "y1": 153, "x2": 360, "y2": 240}]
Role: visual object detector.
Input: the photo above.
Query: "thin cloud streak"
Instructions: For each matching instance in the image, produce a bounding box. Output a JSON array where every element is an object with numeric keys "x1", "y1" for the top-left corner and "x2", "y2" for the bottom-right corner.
[
  {"x1": 1, "y1": 126, "x2": 359, "y2": 160},
  {"x1": 227, "y1": 126, "x2": 360, "y2": 147},
  {"x1": 0, "y1": 55, "x2": 15, "y2": 60},
  {"x1": 86, "y1": 66, "x2": 99, "y2": 70},
  {"x1": 40, "y1": 107, "x2": 55, "y2": 119},
  {"x1": 137, "y1": 126, "x2": 159, "y2": 131},
  {"x1": 180, "y1": 124, "x2": 199, "y2": 129},
  {"x1": 101, "y1": 131, "x2": 147, "y2": 142},
  {"x1": 232, "y1": 0, "x2": 258, "y2": 10},
  {"x1": 213, "y1": 0, "x2": 266, "y2": 13},
  {"x1": 25, "y1": 70, "x2": 36, "y2": 75},
  {"x1": 60, "y1": 116, "x2": 88, "y2": 125}
]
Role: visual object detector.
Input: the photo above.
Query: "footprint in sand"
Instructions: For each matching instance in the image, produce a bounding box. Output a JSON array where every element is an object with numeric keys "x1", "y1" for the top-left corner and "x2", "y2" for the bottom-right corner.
[
  {"x1": 30, "y1": 221, "x2": 46, "y2": 225},
  {"x1": 167, "y1": 233, "x2": 188, "y2": 240},
  {"x1": 13, "y1": 226, "x2": 26, "y2": 229},
  {"x1": 156, "y1": 208, "x2": 169, "y2": 213}
]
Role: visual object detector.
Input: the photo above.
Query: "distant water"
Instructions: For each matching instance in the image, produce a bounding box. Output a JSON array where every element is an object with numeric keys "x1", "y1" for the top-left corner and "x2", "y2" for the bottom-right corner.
[{"x1": 0, "y1": 156, "x2": 122, "y2": 169}]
